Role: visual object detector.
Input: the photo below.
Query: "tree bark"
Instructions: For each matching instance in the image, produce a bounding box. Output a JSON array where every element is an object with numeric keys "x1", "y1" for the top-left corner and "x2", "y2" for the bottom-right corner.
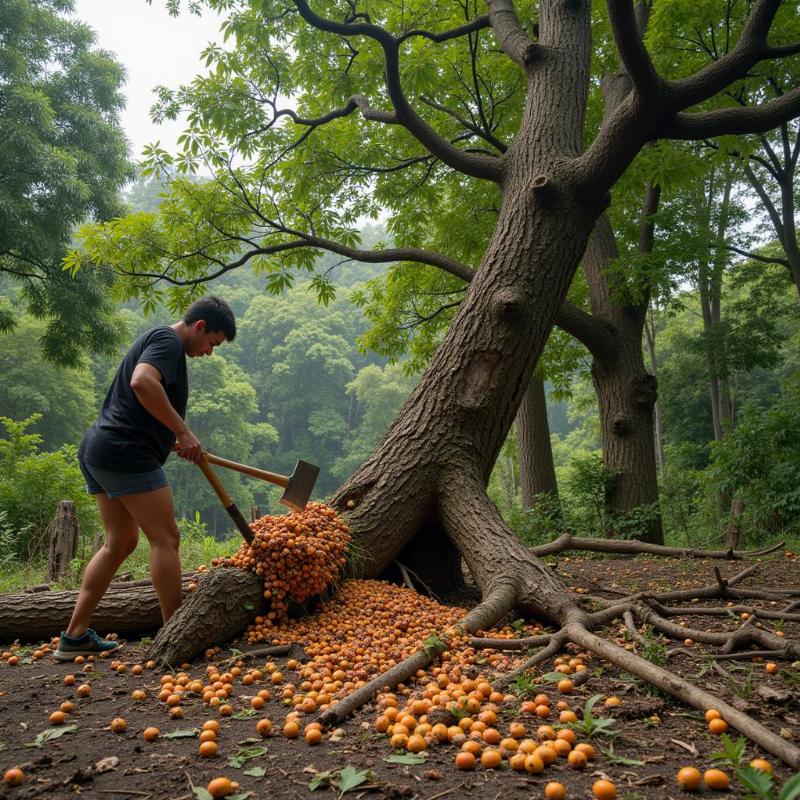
[
  {"x1": 146, "y1": 568, "x2": 265, "y2": 665},
  {"x1": 516, "y1": 375, "x2": 559, "y2": 507}
]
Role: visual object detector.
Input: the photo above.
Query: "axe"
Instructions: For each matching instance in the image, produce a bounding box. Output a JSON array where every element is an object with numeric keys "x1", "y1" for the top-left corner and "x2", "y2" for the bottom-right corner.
[{"x1": 203, "y1": 451, "x2": 319, "y2": 513}]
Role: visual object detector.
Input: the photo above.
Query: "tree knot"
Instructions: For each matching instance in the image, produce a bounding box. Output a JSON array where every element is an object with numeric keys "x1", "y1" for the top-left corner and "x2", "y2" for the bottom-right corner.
[
  {"x1": 492, "y1": 289, "x2": 526, "y2": 324},
  {"x1": 457, "y1": 350, "x2": 504, "y2": 409},
  {"x1": 611, "y1": 414, "x2": 633, "y2": 437},
  {"x1": 632, "y1": 374, "x2": 658, "y2": 408}
]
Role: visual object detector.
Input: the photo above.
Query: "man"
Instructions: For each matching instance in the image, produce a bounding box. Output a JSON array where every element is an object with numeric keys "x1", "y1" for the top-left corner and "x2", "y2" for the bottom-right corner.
[{"x1": 54, "y1": 296, "x2": 236, "y2": 661}]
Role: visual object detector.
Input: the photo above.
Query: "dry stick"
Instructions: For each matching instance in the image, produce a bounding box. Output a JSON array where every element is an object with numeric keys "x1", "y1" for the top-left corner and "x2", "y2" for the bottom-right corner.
[
  {"x1": 647, "y1": 602, "x2": 800, "y2": 622},
  {"x1": 530, "y1": 533, "x2": 784, "y2": 559},
  {"x1": 566, "y1": 623, "x2": 800, "y2": 768},
  {"x1": 318, "y1": 588, "x2": 515, "y2": 727},
  {"x1": 218, "y1": 644, "x2": 292, "y2": 665},
  {"x1": 395, "y1": 561, "x2": 443, "y2": 602},
  {"x1": 469, "y1": 633, "x2": 553, "y2": 651},
  {"x1": 666, "y1": 647, "x2": 789, "y2": 661},
  {"x1": 633, "y1": 604, "x2": 800, "y2": 659},
  {"x1": 395, "y1": 561, "x2": 417, "y2": 592},
  {"x1": 493, "y1": 633, "x2": 568, "y2": 690},
  {"x1": 623, "y1": 610, "x2": 646, "y2": 646}
]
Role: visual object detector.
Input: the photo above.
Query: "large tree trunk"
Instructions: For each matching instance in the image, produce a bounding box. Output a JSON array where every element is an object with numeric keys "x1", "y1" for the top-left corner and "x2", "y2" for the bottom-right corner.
[
  {"x1": 516, "y1": 374, "x2": 559, "y2": 507},
  {"x1": 583, "y1": 213, "x2": 663, "y2": 543}
]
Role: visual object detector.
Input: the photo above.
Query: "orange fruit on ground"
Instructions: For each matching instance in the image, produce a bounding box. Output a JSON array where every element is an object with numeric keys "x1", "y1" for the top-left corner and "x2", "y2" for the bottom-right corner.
[
  {"x1": 703, "y1": 769, "x2": 730, "y2": 790},
  {"x1": 481, "y1": 749, "x2": 502, "y2": 769},
  {"x1": 482, "y1": 727, "x2": 501, "y2": 745},
  {"x1": 708, "y1": 718, "x2": 729, "y2": 735},
  {"x1": 592, "y1": 779, "x2": 617, "y2": 799},
  {"x1": 461, "y1": 740, "x2": 482, "y2": 756},
  {"x1": 677, "y1": 766, "x2": 702, "y2": 791},
  {"x1": 765, "y1": 662, "x2": 778, "y2": 675},
  {"x1": 199, "y1": 740, "x2": 219, "y2": 757},
  {"x1": 199, "y1": 730, "x2": 217, "y2": 743},
  {"x1": 218, "y1": 704, "x2": 233, "y2": 717},
  {"x1": 3, "y1": 768, "x2": 24, "y2": 787},
  {"x1": 604, "y1": 696, "x2": 621, "y2": 707},
  {"x1": 76, "y1": 684, "x2": 91, "y2": 697},
  {"x1": 750, "y1": 759, "x2": 772, "y2": 774},
  {"x1": 557, "y1": 728, "x2": 577, "y2": 745},
  {"x1": 455, "y1": 751, "x2": 476, "y2": 770},
  {"x1": 509, "y1": 753, "x2": 527, "y2": 771},
  {"x1": 110, "y1": 718, "x2": 127, "y2": 733},
  {"x1": 143, "y1": 727, "x2": 160, "y2": 741},
  {"x1": 537, "y1": 725, "x2": 556, "y2": 741},
  {"x1": 207, "y1": 777, "x2": 234, "y2": 798},
  {"x1": 574, "y1": 742, "x2": 596, "y2": 760},
  {"x1": 559, "y1": 710, "x2": 578, "y2": 723},
  {"x1": 284, "y1": 720, "x2": 300, "y2": 739},
  {"x1": 524, "y1": 753, "x2": 545, "y2": 774},
  {"x1": 544, "y1": 783, "x2": 566, "y2": 800},
  {"x1": 49, "y1": 711, "x2": 67, "y2": 725},
  {"x1": 203, "y1": 720, "x2": 221, "y2": 732},
  {"x1": 557, "y1": 679, "x2": 574, "y2": 694},
  {"x1": 705, "y1": 709, "x2": 722, "y2": 721},
  {"x1": 508, "y1": 722, "x2": 526, "y2": 738},
  {"x1": 305, "y1": 727, "x2": 323, "y2": 745},
  {"x1": 256, "y1": 719, "x2": 273, "y2": 736},
  {"x1": 567, "y1": 749, "x2": 587, "y2": 769},
  {"x1": 64, "y1": 674, "x2": 75, "y2": 686},
  {"x1": 407, "y1": 734, "x2": 427, "y2": 753},
  {"x1": 60, "y1": 701, "x2": 74, "y2": 713}
]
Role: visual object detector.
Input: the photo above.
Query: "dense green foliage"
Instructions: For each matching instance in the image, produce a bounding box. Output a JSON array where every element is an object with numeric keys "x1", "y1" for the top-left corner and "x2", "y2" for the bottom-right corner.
[{"x1": 0, "y1": 0, "x2": 134, "y2": 365}]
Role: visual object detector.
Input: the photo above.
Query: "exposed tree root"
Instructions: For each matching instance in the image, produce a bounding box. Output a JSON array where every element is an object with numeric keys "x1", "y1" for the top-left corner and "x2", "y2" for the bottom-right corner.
[{"x1": 530, "y1": 533, "x2": 785, "y2": 559}]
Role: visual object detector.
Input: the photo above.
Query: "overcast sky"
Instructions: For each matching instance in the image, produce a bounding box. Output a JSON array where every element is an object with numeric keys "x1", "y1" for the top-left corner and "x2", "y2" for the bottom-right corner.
[{"x1": 71, "y1": 0, "x2": 224, "y2": 160}]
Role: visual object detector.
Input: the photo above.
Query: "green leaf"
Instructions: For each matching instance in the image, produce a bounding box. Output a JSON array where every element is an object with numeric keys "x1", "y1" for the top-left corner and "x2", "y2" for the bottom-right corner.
[
  {"x1": 736, "y1": 765, "x2": 774, "y2": 796},
  {"x1": 308, "y1": 770, "x2": 335, "y2": 791},
  {"x1": 193, "y1": 789, "x2": 214, "y2": 800},
  {"x1": 242, "y1": 766, "x2": 266, "y2": 777},
  {"x1": 383, "y1": 753, "x2": 427, "y2": 765},
  {"x1": 334, "y1": 766, "x2": 373, "y2": 794},
  {"x1": 163, "y1": 728, "x2": 200, "y2": 739},
  {"x1": 227, "y1": 746, "x2": 268, "y2": 768},
  {"x1": 780, "y1": 772, "x2": 800, "y2": 800},
  {"x1": 25, "y1": 725, "x2": 78, "y2": 747},
  {"x1": 542, "y1": 672, "x2": 563, "y2": 682},
  {"x1": 229, "y1": 793, "x2": 254, "y2": 800},
  {"x1": 243, "y1": 601, "x2": 255, "y2": 611},
  {"x1": 232, "y1": 709, "x2": 258, "y2": 719}
]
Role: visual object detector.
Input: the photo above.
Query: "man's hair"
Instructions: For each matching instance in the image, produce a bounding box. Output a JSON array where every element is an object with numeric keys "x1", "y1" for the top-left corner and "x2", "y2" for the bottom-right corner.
[{"x1": 183, "y1": 296, "x2": 236, "y2": 341}]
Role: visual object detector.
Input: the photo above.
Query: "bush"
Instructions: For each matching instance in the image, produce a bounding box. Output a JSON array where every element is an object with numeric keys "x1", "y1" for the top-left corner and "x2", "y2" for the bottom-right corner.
[{"x1": 0, "y1": 416, "x2": 98, "y2": 559}]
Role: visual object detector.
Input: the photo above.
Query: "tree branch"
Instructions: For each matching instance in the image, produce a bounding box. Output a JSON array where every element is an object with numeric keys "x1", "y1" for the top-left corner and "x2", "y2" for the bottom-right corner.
[
  {"x1": 487, "y1": 0, "x2": 543, "y2": 69},
  {"x1": 606, "y1": 0, "x2": 660, "y2": 98},
  {"x1": 663, "y1": 87, "x2": 800, "y2": 139},
  {"x1": 554, "y1": 300, "x2": 619, "y2": 365},
  {"x1": 292, "y1": 0, "x2": 502, "y2": 182},
  {"x1": 664, "y1": 0, "x2": 786, "y2": 111},
  {"x1": 396, "y1": 14, "x2": 491, "y2": 45}
]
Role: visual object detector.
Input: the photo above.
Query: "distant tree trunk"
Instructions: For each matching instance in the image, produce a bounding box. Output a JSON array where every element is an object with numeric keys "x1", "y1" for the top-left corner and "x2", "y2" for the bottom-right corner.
[
  {"x1": 698, "y1": 168, "x2": 734, "y2": 442},
  {"x1": 516, "y1": 375, "x2": 559, "y2": 507},
  {"x1": 644, "y1": 310, "x2": 665, "y2": 474},
  {"x1": 583, "y1": 209, "x2": 663, "y2": 544},
  {"x1": 46, "y1": 501, "x2": 78, "y2": 583}
]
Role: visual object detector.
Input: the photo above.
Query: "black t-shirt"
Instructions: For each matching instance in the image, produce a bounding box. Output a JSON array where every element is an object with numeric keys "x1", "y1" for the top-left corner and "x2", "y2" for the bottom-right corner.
[{"x1": 80, "y1": 326, "x2": 188, "y2": 472}]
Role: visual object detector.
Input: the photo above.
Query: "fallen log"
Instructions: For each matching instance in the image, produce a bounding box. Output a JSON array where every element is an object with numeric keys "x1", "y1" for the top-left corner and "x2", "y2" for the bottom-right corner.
[{"x1": 0, "y1": 572, "x2": 202, "y2": 642}]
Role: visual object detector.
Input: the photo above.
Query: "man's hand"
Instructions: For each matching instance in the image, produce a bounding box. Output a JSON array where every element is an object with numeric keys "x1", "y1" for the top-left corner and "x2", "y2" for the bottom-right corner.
[{"x1": 175, "y1": 428, "x2": 203, "y2": 463}]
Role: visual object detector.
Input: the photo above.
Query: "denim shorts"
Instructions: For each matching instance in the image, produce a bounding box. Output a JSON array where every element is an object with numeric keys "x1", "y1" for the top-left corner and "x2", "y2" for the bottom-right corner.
[{"x1": 79, "y1": 457, "x2": 168, "y2": 498}]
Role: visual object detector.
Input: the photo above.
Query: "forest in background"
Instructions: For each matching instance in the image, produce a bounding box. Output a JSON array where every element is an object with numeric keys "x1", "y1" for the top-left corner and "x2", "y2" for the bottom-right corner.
[{"x1": 1, "y1": 0, "x2": 799, "y2": 584}]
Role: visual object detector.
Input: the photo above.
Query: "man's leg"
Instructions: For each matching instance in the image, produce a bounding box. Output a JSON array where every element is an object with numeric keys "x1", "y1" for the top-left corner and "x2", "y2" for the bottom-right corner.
[
  {"x1": 66, "y1": 495, "x2": 139, "y2": 637},
  {"x1": 119, "y1": 485, "x2": 182, "y2": 623}
]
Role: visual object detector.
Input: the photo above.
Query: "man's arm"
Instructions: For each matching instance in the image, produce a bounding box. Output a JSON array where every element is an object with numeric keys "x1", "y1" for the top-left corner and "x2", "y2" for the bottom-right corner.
[{"x1": 130, "y1": 363, "x2": 202, "y2": 462}]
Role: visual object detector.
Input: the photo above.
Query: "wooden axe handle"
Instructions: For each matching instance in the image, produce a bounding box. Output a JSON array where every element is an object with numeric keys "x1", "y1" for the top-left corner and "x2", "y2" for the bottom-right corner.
[
  {"x1": 203, "y1": 451, "x2": 290, "y2": 489},
  {"x1": 195, "y1": 457, "x2": 254, "y2": 543}
]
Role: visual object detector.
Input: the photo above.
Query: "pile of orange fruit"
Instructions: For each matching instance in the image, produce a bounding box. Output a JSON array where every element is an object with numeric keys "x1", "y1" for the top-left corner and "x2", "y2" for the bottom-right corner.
[{"x1": 221, "y1": 502, "x2": 349, "y2": 639}]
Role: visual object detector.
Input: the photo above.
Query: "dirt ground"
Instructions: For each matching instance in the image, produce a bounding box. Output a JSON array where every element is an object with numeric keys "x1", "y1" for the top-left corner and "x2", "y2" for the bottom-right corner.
[{"x1": 1, "y1": 553, "x2": 798, "y2": 800}]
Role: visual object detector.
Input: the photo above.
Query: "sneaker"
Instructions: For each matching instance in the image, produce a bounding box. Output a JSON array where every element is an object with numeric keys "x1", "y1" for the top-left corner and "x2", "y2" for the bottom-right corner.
[{"x1": 54, "y1": 628, "x2": 119, "y2": 661}]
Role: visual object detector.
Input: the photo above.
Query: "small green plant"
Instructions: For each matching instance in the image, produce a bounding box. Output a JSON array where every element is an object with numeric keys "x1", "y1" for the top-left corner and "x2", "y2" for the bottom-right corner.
[
  {"x1": 511, "y1": 618, "x2": 526, "y2": 636},
  {"x1": 711, "y1": 734, "x2": 749, "y2": 770},
  {"x1": 568, "y1": 694, "x2": 618, "y2": 738},
  {"x1": 736, "y1": 767, "x2": 800, "y2": 800},
  {"x1": 509, "y1": 672, "x2": 539, "y2": 700},
  {"x1": 639, "y1": 628, "x2": 667, "y2": 667}
]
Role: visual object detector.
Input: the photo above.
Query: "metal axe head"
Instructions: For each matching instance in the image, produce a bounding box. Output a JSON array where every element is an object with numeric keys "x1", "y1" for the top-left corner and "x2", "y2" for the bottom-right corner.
[{"x1": 279, "y1": 460, "x2": 320, "y2": 512}]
